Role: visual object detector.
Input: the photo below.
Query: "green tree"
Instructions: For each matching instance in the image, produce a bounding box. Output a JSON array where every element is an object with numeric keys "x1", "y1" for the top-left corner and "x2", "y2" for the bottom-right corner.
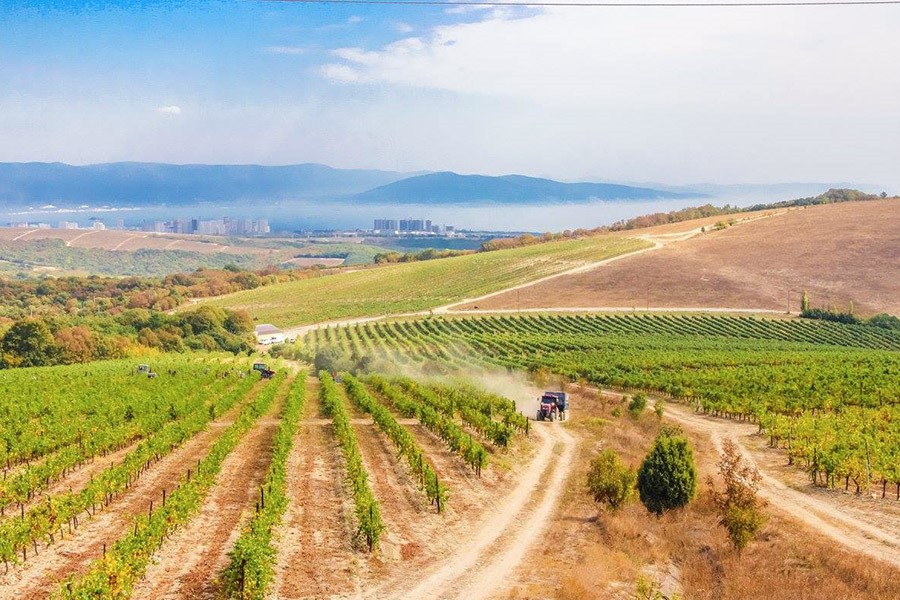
[
  {"x1": 654, "y1": 399, "x2": 665, "y2": 420},
  {"x1": 800, "y1": 290, "x2": 809, "y2": 313},
  {"x1": 586, "y1": 449, "x2": 636, "y2": 512},
  {"x1": 223, "y1": 308, "x2": 253, "y2": 335},
  {"x1": 637, "y1": 427, "x2": 697, "y2": 515},
  {"x1": 629, "y1": 394, "x2": 647, "y2": 417},
  {"x1": 1, "y1": 319, "x2": 58, "y2": 368},
  {"x1": 867, "y1": 313, "x2": 900, "y2": 331},
  {"x1": 314, "y1": 346, "x2": 353, "y2": 374},
  {"x1": 707, "y1": 439, "x2": 767, "y2": 552}
]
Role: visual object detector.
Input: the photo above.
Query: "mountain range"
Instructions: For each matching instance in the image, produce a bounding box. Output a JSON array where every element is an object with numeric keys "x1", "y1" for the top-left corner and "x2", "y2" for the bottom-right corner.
[
  {"x1": 0, "y1": 162, "x2": 699, "y2": 207},
  {"x1": 0, "y1": 162, "x2": 407, "y2": 206},
  {"x1": 351, "y1": 172, "x2": 699, "y2": 204}
]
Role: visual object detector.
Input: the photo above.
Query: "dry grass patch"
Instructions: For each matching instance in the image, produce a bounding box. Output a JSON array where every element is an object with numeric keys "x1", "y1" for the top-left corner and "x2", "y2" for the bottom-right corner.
[{"x1": 500, "y1": 387, "x2": 900, "y2": 600}]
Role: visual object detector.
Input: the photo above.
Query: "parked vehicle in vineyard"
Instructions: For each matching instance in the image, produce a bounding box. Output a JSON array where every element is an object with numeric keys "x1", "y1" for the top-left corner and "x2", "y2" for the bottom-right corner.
[
  {"x1": 536, "y1": 391, "x2": 569, "y2": 421},
  {"x1": 252, "y1": 362, "x2": 276, "y2": 379}
]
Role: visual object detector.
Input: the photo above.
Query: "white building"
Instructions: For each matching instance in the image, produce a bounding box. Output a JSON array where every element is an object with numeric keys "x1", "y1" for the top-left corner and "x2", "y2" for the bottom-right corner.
[{"x1": 254, "y1": 324, "x2": 286, "y2": 345}]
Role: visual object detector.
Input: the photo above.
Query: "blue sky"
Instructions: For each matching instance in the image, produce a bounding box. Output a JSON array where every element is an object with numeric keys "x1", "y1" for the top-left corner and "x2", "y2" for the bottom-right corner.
[{"x1": 2, "y1": 1, "x2": 899, "y2": 188}]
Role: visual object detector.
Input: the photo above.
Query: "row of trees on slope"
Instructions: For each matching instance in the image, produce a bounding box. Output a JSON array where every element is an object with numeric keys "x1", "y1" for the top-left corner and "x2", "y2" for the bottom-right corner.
[
  {"x1": 0, "y1": 265, "x2": 313, "y2": 321},
  {"x1": 0, "y1": 305, "x2": 254, "y2": 368}
]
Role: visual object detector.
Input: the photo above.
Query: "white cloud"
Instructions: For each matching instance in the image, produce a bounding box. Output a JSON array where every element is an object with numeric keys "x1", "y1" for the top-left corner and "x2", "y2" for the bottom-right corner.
[
  {"x1": 347, "y1": 15, "x2": 362, "y2": 24},
  {"x1": 264, "y1": 45, "x2": 306, "y2": 55},
  {"x1": 320, "y1": 64, "x2": 364, "y2": 83},
  {"x1": 321, "y1": 7, "x2": 900, "y2": 115},
  {"x1": 156, "y1": 105, "x2": 182, "y2": 116},
  {"x1": 393, "y1": 21, "x2": 414, "y2": 34},
  {"x1": 310, "y1": 7, "x2": 900, "y2": 186}
]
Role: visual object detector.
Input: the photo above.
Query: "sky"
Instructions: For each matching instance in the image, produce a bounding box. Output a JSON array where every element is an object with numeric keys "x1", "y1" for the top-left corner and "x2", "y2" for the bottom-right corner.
[{"x1": 1, "y1": 0, "x2": 899, "y2": 188}]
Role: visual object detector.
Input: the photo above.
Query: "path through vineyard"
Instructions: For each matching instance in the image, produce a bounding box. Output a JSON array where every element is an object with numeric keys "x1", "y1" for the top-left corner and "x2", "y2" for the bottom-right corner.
[
  {"x1": 657, "y1": 397, "x2": 900, "y2": 569},
  {"x1": 270, "y1": 377, "x2": 359, "y2": 599},
  {"x1": 385, "y1": 421, "x2": 577, "y2": 600},
  {"x1": 0, "y1": 435, "x2": 144, "y2": 527}
]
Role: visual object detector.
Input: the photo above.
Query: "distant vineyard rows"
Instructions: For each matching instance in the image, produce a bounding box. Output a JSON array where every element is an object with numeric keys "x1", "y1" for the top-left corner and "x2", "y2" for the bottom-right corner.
[{"x1": 305, "y1": 313, "x2": 900, "y2": 498}]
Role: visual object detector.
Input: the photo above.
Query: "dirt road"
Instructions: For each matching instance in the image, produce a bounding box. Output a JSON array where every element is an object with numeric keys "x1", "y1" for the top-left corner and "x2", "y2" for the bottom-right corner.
[
  {"x1": 385, "y1": 421, "x2": 577, "y2": 600},
  {"x1": 658, "y1": 399, "x2": 900, "y2": 569}
]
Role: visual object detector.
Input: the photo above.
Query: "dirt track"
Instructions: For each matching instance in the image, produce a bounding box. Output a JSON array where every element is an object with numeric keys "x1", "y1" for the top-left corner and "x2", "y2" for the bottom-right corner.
[
  {"x1": 659, "y1": 400, "x2": 900, "y2": 570},
  {"x1": 347, "y1": 394, "x2": 441, "y2": 567},
  {"x1": 386, "y1": 421, "x2": 577, "y2": 600},
  {"x1": 588, "y1": 385, "x2": 900, "y2": 571},
  {"x1": 0, "y1": 438, "x2": 143, "y2": 527},
  {"x1": 0, "y1": 384, "x2": 260, "y2": 600}
]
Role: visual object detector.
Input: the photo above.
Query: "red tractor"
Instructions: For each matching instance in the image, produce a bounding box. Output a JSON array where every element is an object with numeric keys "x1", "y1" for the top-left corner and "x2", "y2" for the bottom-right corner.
[{"x1": 536, "y1": 391, "x2": 569, "y2": 422}]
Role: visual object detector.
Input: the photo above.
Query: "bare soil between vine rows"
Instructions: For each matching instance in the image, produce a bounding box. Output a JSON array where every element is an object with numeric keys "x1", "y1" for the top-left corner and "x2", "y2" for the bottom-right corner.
[
  {"x1": 131, "y1": 377, "x2": 291, "y2": 599},
  {"x1": 0, "y1": 382, "x2": 263, "y2": 600}
]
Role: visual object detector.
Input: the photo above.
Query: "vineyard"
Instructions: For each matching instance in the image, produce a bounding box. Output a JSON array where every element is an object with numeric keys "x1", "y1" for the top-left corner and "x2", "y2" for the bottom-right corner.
[
  {"x1": 303, "y1": 313, "x2": 900, "y2": 500},
  {"x1": 0, "y1": 352, "x2": 530, "y2": 599},
  {"x1": 200, "y1": 236, "x2": 649, "y2": 327},
  {"x1": 0, "y1": 310, "x2": 896, "y2": 598}
]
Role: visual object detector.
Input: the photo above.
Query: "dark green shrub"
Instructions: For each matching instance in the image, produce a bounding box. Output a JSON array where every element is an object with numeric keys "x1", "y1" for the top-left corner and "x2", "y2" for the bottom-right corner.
[{"x1": 637, "y1": 427, "x2": 697, "y2": 515}]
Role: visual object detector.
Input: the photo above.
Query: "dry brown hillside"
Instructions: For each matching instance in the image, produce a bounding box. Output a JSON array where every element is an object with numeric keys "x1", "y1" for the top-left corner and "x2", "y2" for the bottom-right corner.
[{"x1": 460, "y1": 199, "x2": 900, "y2": 316}]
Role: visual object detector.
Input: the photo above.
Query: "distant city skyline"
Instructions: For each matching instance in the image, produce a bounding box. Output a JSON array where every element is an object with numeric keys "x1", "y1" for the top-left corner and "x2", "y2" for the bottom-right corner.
[
  {"x1": 1, "y1": 2, "x2": 898, "y2": 189},
  {"x1": 373, "y1": 218, "x2": 455, "y2": 234},
  {"x1": 6, "y1": 215, "x2": 271, "y2": 236}
]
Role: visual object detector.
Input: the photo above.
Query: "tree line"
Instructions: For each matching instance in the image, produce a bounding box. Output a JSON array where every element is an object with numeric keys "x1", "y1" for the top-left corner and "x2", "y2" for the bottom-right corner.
[{"x1": 0, "y1": 305, "x2": 255, "y2": 369}]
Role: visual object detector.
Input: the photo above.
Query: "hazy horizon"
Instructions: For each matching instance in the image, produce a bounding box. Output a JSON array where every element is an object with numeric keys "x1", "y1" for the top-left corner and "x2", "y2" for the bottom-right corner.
[{"x1": 2, "y1": 2, "x2": 898, "y2": 189}]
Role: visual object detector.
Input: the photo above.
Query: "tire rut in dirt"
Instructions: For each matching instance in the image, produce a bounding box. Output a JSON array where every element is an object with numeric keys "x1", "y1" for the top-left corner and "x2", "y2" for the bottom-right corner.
[
  {"x1": 660, "y1": 398, "x2": 900, "y2": 569},
  {"x1": 389, "y1": 424, "x2": 575, "y2": 600},
  {"x1": 130, "y1": 382, "x2": 289, "y2": 600},
  {"x1": 271, "y1": 378, "x2": 359, "y2": 600},
  {"x1": 0, "y1": 388, "x2": 257, "y2": 600}
]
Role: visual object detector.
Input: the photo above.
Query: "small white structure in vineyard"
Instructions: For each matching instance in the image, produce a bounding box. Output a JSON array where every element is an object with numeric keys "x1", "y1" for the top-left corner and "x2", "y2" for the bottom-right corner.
[{"x1": 254, "y1": 323, "x2": 286, "y2": 345}]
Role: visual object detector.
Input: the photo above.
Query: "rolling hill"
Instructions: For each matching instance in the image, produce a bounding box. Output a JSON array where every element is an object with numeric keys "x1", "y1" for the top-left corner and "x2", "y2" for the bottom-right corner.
[
  {"x1": 0, "y1": 163, "x2": 702, "y2": 208},
  {"x1": 198, "y1": 236, "x2": 650, "y2": 327},
  {"x1": 351, "y1": 171, "x2": 701, "y2": 204},
  {"x1": 463, "y1": 198, "x2": 900, "y2": 316}
]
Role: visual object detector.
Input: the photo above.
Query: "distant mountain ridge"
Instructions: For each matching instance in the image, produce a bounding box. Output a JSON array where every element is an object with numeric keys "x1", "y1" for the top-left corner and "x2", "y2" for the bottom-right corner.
[
  {"x1": 0, "y1": 162, "x2": 702, "y2": 207},
  {"x1": 0, "y1": 162, "x2": 410, "y2": 206},
  {"x1": 352, "y1": 172, "x2": 701, "y2": 204}
]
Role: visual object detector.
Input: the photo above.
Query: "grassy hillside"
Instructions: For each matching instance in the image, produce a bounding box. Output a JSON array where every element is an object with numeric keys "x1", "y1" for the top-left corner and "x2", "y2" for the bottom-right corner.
[{"x1": 201, "y1": 236, "x2": 649, "y2": 327}]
